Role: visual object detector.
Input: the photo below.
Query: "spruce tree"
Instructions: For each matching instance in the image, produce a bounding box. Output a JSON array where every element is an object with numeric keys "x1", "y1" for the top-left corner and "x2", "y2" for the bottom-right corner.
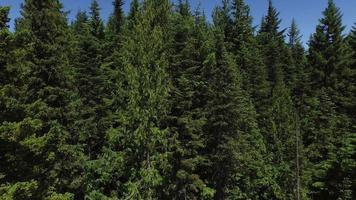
[
  {"x1": 0, "y1": 6, "x2": 9, "y2": 29},
  {"x1": 256, "y1": 1, "x2": 303, "y2": 198},
  {"x1": 306, "y1": 1, "x2": 356, "y2": 198},
  {"x1": 199, "y1": 25, "x2": 270, "y2": 199},
  {"x1": 71, "y1": 8, "x2": 108, "y2": 160},
  {"x1": 0, "y1": 6, "x2": 10, "y2": 85},
  {"x1": 258, "y1": 0, "x2": 287, "y2": 87},
  {"x1": 105, "y1": 0, "x2": 125, "y2": 57},
  {"x1": 348, "y1": 25, "x2": 356, "y2": 119},
  {"x1": 127, "y1": 0, "x2": 140, "y2": 30},
  {"x1": 166, "y1": 2, "x2": 215, "y2": 199},
  {"x1": 216, "y1": 0, "x2": 270, "y2": 116},
  {"x1": 71, "y1": 10, "x2": 89, "y2": 35},
  {"x1": 89, "y1": 0, "x2": 105, "y2": 40},
  {"x1": 107, "y1": 0, "x2": 125, "y2": 35},
  {"x1": 85, "y1": 0, "x2": 172, "y2": 199},
  {"x1": 287, "y1": 20, "x2": 308, "y2": 110},
  {"x1": 1, "y1": 0, "x2": 84, "y2": 198}
]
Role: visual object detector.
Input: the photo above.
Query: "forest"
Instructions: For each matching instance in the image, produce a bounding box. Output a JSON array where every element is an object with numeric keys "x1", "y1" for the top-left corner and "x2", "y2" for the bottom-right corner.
[{"x1": 0, "y1": 0, "x2": 355, "y2": 199}]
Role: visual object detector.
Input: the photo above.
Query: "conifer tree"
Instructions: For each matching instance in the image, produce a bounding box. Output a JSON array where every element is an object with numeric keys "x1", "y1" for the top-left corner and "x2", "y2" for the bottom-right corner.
[
  {"x1": 256, "y1": 1, "x2": 303, "y2": 198},
  {"x1": 258, "y1": 0, "x2": 288, "y2": 87},
  {"x1": 107, "y1": 0, "x2": 125, "y2": 35},
  {"x1": 0, "y1": 6, "x2": 10, "y2": 85},
  {"x1": 0, "y1": 6, "x2": 9, "y2": 29},
  {"x1": 287, "y1": 20, "x2": 308, "y2": 109},
  {"x1": 306, "y1": 1, "x2": 355, "y2": 198},
  {"x1": 348, "y1": 25, "x2": 356, "y2": 118},
  {"x1": 217, "y1": 0, "x2": 270, "y2": 115},
  {"x1": 1, "y1": 0, "x2": 84, "y2": 198},
  {"x1": 71, "y1": 10, "x2": 89, "y2": 35},
  {"x1": 127, "y1": 0, "x2": 140, "y2": 30},
  {"x1": 166, "y1": 3, "x2": 215, "y2": 199},
  {"x1": 85, "y1": 0, "x2": 173, "y2": 199},
  {"x1": 105, "y1": 0, "x2": 125, "y2": 57},
  {"x1": 199, "y1": 25, "x2": 270, "y2": 199},
  {"x1": 71, "y1": 8, "x2": 108, "y2": 160},
  {"x1": 89, "y1": 0, "x2": 105, "y2": 40}
]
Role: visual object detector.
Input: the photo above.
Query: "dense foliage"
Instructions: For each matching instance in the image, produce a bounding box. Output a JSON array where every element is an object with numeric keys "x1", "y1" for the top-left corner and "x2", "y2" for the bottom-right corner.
[{"x1": 0, "y1": 0, "x2": 355, "y2": 199}]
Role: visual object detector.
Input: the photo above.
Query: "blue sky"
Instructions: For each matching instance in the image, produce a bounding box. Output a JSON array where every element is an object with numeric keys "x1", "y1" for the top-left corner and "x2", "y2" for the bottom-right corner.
[{"x1": 1, "y1": 0, "x2": 356, "y2": 44}]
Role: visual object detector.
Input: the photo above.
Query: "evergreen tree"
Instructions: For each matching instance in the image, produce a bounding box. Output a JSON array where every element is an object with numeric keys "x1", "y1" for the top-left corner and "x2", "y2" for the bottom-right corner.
[
  {"x1": 256, "y1": 1, "x2": 303, "y2": 199},
  {"x1": 0, "y1": 1, "x2": 355, "y2": 199},
  {"x1": 306, "y1": 1, "x2": 356, "y2": 198},
  {"x1": 127, "y1": 0, "x2": 140, "y2": 30},
  {"x1": 0, "y1": 6, "x2": 10, "y2": 29},
  {"x1": 258, "y1": 0, "x2": 287, "y2": 87},
  {"x1": 107, "y1": 0, "x2": 125, "y2": 35},
  {"x1": 216, "y1": 0, "x2": 270, "y2": 116},
  {"x1": 200, "y1": 25, "x2": 269, "y2": 199},
  {"x1": 287, "y1": 20, "x2": 308, "y2": 110},
  {"x1": 71, "y1": 8, "x2": 108, "y2": 160},
  {"x1": 71, "y1": 10, "x2": 89, "y2": 35},
  {"x1": 1, "y1": 0, "x2": 84, "y2": 198},
  {"x1": 105, "y1": 0, "x2": 125, "y2": 57},
  {"x1": 89, "y1": 0, "x2": 105, "y2": 40},
  {"x1": 0, "y1": 6, "x2": 10, "y2": 85},
  {"x1": 348, "y1": 25, "x2": 356, "y2": 119},
  {"x1": 85, "y1": 0, "x2": 173, "y2": 199},
  {"x1": 166, "y1": 3, "x2": 215, "y2": 199}
]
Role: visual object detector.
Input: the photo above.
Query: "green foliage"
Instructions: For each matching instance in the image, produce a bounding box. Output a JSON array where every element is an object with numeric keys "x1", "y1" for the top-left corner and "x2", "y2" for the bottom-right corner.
[
  {"x1": 0, "y1": 6, "x2": 10, "y2": 29},
  {"x1": 166, "y1": 4, "x2": 214, "y2": 199},
  {"x1": 0, "y1": 181, "x2": 38, "y2": 200},
  {"x1": 0, "y1": 0, "x2": 355, "y2": 199},
  {"x1": 89, "y1": 0, "x2": 105, "y2": 40},
  {"x1": 305, "y1": 1, "x2": 356, "y2": 198}
]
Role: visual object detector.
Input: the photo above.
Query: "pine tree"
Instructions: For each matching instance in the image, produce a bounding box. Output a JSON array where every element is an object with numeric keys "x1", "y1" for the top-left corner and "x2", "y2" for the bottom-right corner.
[
  {"x1": 107, "y1": 0, "x2": 125, "y2": 35},
  {"x1": 0, "y1": 6, "x2": 10, "y2": 29},
  {"x1": 211, "y1": 1, "x2": 280, "y2": 199},
  {"x1": 218, "y1": 0, "x2": 270, "y2": 115},
  {"x1": 199, "y1": 25, "x2": 269, "y2": 199},
  {"x1": 165, "y1": 2, "x2": 215, "y2": 199},
  {"x1": 255, "y1": 1, "x2": 303, "y2": 199},
  {"x1": 70, "y1": 9, "x2": 108, "y2": 160},
  {"x1": 0, "y1": 6, "x2": 10, "y2": 85},
  {"x1": 306, "y1": 0, "x2": 355, "y2": 198},
  {"x1": 287, "y1": 20, "x2": 304, "y2": 91},
  {"x1": 89, "y1": 0, "x2": 105, "y2": 40},
  {"x1": 71, "y1": 10, "x2": 89, "y2": 35},
  {"x1": 0, "y1": 0, "x2": 84, "y2": 198},
  {"x1": 348, "y1": 25, "x2": 356, "y2": 119},
  {"x1": 105, "y1": 0, "x2": 125, "y2": 58},
  {"x1": 287, "y1": 20, "x2": 308, "y2": 110},
  {"x1": 258, "y1": 0, "x2": 287, "y2": 87},
  {"x1": 127, "y1": 0, "x2": 140, "y2": 30},
  {"x1": 85, "y1": 0, "x2": 173, "y2": 199}
]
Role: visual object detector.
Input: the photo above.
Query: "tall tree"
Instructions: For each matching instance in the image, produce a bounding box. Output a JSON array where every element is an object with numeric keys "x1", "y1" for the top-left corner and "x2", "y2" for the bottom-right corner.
[
  {"x1": 211, "y1": 1, "x2": 279, "y2": 199},
  {"x1": 258, "y1": 0, "x2": 287, "y2": 87},
  {"x1": 348, "y1": 25, "x2": 356, "y2": 119},
  {"x1": 107, "y1": 0, "x2": 125, "y2": 35},
  {"x1": 127, "y1": 0, "x2": 140, "y2": 30},
  {"x1": 85, "y1": 0, "x2": 173, "y2": 199},
  {"x1": 105, "y1": 0, "x2": 125, "y2": 57},
  {"x1": 89, "y1": 0, "x2": 105, "y2": 40},
  {"x1": 306, "y1": 0, "x2": 355, "y2": 198},
  {"x1": 256, "y1": 1, "x2": 302, "y2": 199},
  {"x1": 287, "y1": 19, "x2": 308, "y2": 110},
  {"x1": 165, "y1": 3, "x2": 215, "y2": 199},
  {"x1": 1, "y1": 0, "x2": 84, "y2": 198},
  {"x1": 0, "y1": 6, "x2": 10, "y2": 85},
  {"x1": 70, "y1": 9, "x2": 108, "y2": 160}
]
